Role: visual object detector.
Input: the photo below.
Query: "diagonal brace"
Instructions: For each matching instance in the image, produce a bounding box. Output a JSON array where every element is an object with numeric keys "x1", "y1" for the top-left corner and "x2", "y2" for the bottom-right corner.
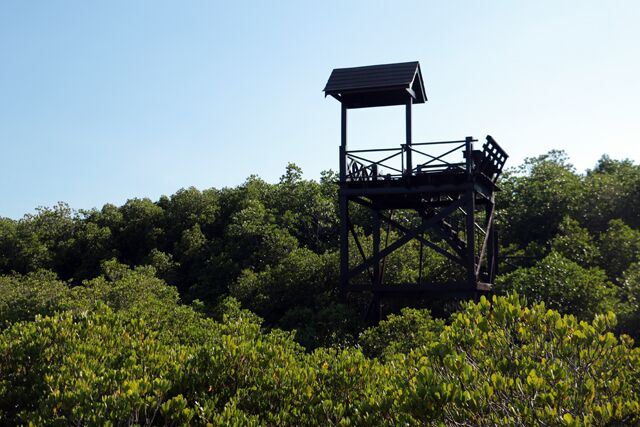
[{"x1": 348, "y1": 198, "x2": 466, "y2": 279}]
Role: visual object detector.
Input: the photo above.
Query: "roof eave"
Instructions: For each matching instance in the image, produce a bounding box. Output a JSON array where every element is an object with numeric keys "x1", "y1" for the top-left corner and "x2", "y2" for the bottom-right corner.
[{"x1": 413, "y1": 63, "x2": 427, "y2": 102}]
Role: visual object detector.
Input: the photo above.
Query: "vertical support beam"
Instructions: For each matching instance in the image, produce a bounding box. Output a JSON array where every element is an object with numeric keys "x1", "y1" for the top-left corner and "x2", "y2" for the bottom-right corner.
[
  {"x1": 465, "y1": 137, "x2": 476, "y2": 290},
  {"x1": 339, "y1": 104, "x2": 349, "y2": 299},
  {"x1": 466, "y1": 190, "x2": 476, "y2": 290},
  {"x1": 372, "y1": 208, "x2": 381, "y2": 286},
  {"x1": 475, "y1": 199, "x2": 495, "y2": 282},
  {"x1": 371, "y1": 207, "x2": 381, "y2": 324},
  {"x1": 485, "y1": 198, "x2": 495, "y2": 283},
  {"x1": 465, "y1": 136, "x2": 474, "y2": 176},
  {"x1": 418, "y1": 216, "x2": 424, "y2": 285},
  {"x1": 490, "y1": 208, "x2": 498, "y2": 284},
  {"x1": 339, "y1": 194, "x2": 349, "y2": 298},
  {"x1": 405, "y1": 97, "x2": 413, "y2": 178},
  {"x1": 465, "y1": 191, "x2": 477, "y2": 289},
  {"x1": 340, "y1": 104, "x2": 347, "y2": 181}
]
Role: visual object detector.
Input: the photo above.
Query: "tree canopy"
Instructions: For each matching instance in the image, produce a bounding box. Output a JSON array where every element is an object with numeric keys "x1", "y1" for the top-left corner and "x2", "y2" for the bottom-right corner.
[{"x1": 1, "y1": 152, "x2": 640, "y2": 424}]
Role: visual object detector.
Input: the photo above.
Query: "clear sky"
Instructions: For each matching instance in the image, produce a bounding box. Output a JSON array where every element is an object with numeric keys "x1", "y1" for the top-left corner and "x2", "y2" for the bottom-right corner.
[{"x1": 1, "y1": 1, "x2": 639, "y2": 219}]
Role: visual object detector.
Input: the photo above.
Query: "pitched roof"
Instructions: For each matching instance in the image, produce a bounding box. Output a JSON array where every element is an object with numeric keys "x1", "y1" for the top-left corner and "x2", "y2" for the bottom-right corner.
[{"x1": 324, "y1": 61, "x2": 427, "y2": 108}]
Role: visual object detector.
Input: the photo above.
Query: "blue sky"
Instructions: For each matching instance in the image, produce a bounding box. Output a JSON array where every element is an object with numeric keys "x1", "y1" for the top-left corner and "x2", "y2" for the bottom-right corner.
[{"x1": 1, "y1": 1, "x2": 639, "y2": 219}]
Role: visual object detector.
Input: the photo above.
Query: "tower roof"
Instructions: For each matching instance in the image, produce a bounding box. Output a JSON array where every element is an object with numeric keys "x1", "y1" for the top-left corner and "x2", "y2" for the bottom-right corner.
[{"x1": 324, "y1": 61, "x2": 427, "y2": 108}]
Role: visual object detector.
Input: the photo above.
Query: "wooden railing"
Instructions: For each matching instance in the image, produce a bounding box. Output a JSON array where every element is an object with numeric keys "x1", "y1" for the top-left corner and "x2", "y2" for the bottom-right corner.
[
  {"x1": 340, "y1": 136, "x2": 507, "y2": 184},
  {"x1": 342, "y1": 138, "x2": 474, "y2": 182}
]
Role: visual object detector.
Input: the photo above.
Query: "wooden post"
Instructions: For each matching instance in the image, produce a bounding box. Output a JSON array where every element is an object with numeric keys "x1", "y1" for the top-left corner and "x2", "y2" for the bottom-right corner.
[
  {"x1": 372, "y1": 208, "x2": 381, "y2": 286},
  {"x1": 339, "y1": 104, "x2": 349, "y2": 298},
  {"x1": 488, "y1": 194, "x2": 498, "y2": 284},
  {"x1": 371, "y1": 207, "x2": 381, "y2": 323},
  {"x1": 486, "y1": 200, "x2": 495, "y2": 284},
  {"x1": 465, "y1": 136, "x2": 473, "y2": 177},
  {"x1": 465, "y1": 137, "x2": 476, "y2": 290},
  {"x1": 339, "y1": 195, "x2": 349, "y2": 297},
  {"x1": 405, "y1": 97, "x2": 413, "y2": 178},
  {"x1": 340, "y1": 104, "x2": 347, "y2": 181}
]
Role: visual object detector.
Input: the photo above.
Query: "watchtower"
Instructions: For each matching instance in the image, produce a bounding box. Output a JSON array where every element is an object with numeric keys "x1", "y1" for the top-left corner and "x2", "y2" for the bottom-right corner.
[{"x1": 324, "y1": 61, "x2": 508, "y2": 322}]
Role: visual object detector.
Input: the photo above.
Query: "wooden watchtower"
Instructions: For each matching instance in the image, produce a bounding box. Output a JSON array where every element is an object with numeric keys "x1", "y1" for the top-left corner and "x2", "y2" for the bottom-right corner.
[{"x1": 324, "y1": 61, "x2": 508, "y2": 322}]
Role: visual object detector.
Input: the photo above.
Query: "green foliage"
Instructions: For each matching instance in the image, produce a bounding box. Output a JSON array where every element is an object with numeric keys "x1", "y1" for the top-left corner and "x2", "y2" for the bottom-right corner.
[
  {"x1": 498, "y1": 151, "x2": 582, "y2": 247},
  {"x1": 0, "y1": 307, "x2": 187, "y2": 424},
  {"x1": 398, "y1": 294, "x2": 640, "y2": 425},
  {"x1": 117, "y1": 198, "x2": 166, "y2": 265},
  {"x1": 0, "y1": 165, "x2": 344, "y2": 331},
  {"x1": 210, "y1": 295, "x2": 263, "y2": 326},
  {"x1": 2, "y1": 158, "x2": 639, "y2": 335},
  {"x1": 145, "y1": 248, "x2": 179, "y2": 283},
  {"x1": 2, "y1": 156, "x2": 640, "y2": 424},
  {"x1": 159, "y1": 186, "x2": 219, "y2": 241},
  {"x1": 1, "y1": 292, "x2": 639, "y2": 425},
  {"x1": 597, "y1": 219, "x2": 640, "y2": 282},
  {"x1": 279, "y1": 302, "x2": 362, "y2": 349},
  {"x1": 581, "y1": 156, "x2": 640, "y2": 231},
  {"x1": 0, "y1": 263, "x2": 208, "y2": 345},
  {"x1": 0, "y1": 270, "x2": 71, "y2": 329},
  {"x1": 231, "y1": 248, "x2": 333, "y2": 317},
  {"x1": 496, "y1": 251, "x2": 617, "y2": 320},
  {"x1": 618, "y1": 262, "x2": 640, "y2": 335},
  {"x1": 359, "y1": 307, "x2": 445, "y2": 359},
  {"x1": 227, "y1": 198, "x2": 299, "y2": 271},
  {"x1": 550, "y1": 216, "x2": 600, "y2": 266},
  {"x1": 0, "y1": 217, "x2": 19, "y2": 272}
]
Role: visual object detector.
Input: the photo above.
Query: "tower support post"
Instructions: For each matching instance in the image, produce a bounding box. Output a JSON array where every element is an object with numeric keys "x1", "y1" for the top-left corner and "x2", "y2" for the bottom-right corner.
[
  {"x1": 405, "y1": 97, "x2": 413, "y2": 178},
  {"x1": 339, "y1": 194, "x2": 349, "y2": 298},
  {"x1": 372, "y1": 207, "x2": 381, "y2": 287},
  {"x1": 340, "y1": 104, "x2": 347, "y2": 181},
  {"x1": 339, "y1": 104, "x2": 349, "y2": 298},
  {"x1": 465, "y1": 137, "x2": 476, "y2": 290}
]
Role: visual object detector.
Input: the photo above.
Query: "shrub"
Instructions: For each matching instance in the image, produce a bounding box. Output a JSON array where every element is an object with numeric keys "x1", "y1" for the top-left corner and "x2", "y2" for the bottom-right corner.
[
  {"x1": 2, "y1": 293, "x2": 639, "y2": 425},
  {"x1": 496, "y1": 251, "x2": 618, "y2": 320}
]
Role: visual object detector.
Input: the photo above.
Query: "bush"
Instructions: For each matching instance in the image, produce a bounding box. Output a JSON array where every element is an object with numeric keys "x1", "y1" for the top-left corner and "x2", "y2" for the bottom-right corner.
[
  {"x1": 496, "y1": 251, "x2": 618, "y2": 320},
  {"x1": 618, "y1": 262, "x2": 640, "y2": 337},
  {"x1": 359, "y1": 307, "x2": 445, "y2": 359},
  {"x1": 0, "y1": 270, "x2": 71, "y2": 329},
  {"x1": 597, "y1": 219, "x2": 640, "y2": 282},
  {"x1": 2, "y1": 293, "x2": 639, "y2": 425}
]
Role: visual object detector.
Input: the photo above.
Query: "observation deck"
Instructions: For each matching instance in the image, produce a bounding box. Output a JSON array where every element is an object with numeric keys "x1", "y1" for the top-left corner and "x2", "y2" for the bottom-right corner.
[{"x1": 340, "y1": 135, "x2": 507, "y2": 210}]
